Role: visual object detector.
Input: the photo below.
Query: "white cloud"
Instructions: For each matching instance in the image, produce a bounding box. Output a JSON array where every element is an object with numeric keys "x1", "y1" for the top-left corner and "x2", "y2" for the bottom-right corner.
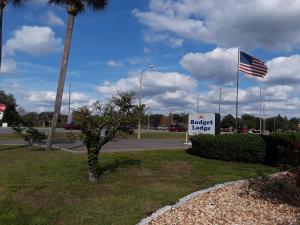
[
  {"x1": 134, "y1": 0, "x2": 300, "y2": 50},
  {"x1": 107, "y1": 60, "x2": 123, "y2": 68},
  {"x1": 181, "y1": 47, "x2": 300, "y2": 86},
  {"x1": 97, "y1": 71, "x2": 197, "y2": 97},
  {"x1": 264, "y1": 55, "x2": 300, "y2": 84},
  {"x1": 43, "y1": 11, "x2": 64, "y2": 27},
  {"x1": 180, "y1": 47, "x2": 237, "y2": 83},
  {"x1": 27, "y1": 91, "x2": 89, "y2": 104},
  {"x1": 26, "y1": 91, "x2": 94, "y2": 113},
  {"x1": 95, "y1": 67, "x2": 299, "y2": 116},
  {"x1": 0, "y1": 59, "x2": 16, "y2": 74},
  {"x1": 4, "y1": 26, "x2": 62, "y2": 55}
]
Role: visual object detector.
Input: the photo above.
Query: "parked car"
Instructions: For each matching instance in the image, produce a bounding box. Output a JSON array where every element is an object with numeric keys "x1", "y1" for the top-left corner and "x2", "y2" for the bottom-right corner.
[
  {"x1": 222, "y1": 127, "x2": 234, "y2": 133},
  {"x1": 63, "y1": 122, "x2": 80, "y2": 130},
  {"x1": 169, "y1": 124, "x2": 186, "y2": 132},
  {"x1": 240, "y1": 128, "x2": 248, "y2": 134},
  {"x1": 249, "y1": 128, "x2": 260, "y2": 134},
  {"x1": 156, "y1": 125, "x2": 169, "y2": 130}
]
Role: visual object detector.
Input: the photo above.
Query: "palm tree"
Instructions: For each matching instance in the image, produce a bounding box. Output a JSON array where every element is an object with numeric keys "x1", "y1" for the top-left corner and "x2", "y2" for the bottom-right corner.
[
  {"x1": 46, "y1": 0, "x2": 108, "y2": 148},
  {"x1": 0, "y1": 0, "x2": 26, "y2": 70}
]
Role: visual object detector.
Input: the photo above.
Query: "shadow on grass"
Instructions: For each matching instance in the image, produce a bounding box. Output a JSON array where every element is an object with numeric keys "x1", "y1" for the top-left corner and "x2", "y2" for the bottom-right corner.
[
  {"x1": 0, "y1": 145, "x2": 26, "y2": 151},
  {"x1": 97, "y1": 157, "x2": 142, "y2": 176}
]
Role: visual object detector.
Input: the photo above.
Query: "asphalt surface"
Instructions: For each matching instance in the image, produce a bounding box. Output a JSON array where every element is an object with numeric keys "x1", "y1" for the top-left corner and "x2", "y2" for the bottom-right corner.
[
  {"x1": 0, "y1": 127, "x2": 168, "y2": 134},
  {"x1": 0, "y1": 127, "x2": 78, "y2": 134},
  {"x1": 0, "y1": 138, "x2": 189, "y2": 153}
]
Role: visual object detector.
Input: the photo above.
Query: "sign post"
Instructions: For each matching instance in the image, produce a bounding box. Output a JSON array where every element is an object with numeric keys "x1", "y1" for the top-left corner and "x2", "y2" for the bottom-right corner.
[{"x1": 188, "y1": 113, "x2": 220, "y2": 136}]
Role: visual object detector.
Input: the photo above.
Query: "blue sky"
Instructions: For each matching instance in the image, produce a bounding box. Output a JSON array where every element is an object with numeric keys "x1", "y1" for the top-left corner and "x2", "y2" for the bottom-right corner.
[{"x1": 1, "y1": 0, "x2": 300, "y2": 118}]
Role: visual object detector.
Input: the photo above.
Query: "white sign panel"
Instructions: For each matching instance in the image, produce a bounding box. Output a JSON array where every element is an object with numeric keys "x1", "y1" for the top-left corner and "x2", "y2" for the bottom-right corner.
[
  {"x1": 188, "y1": 113, "x2": 216, "y2": 135},
  {"x1": 0, "y1": 112, "x2": 3, "y2": 120}
]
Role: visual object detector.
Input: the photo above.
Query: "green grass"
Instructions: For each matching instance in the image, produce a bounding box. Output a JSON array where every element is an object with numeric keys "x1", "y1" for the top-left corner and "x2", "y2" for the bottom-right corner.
[
  {"x1": 0, "y1": 133, "x2": 21, "y2": 141},
  {"x1": 0, "y1": 145, "x2": 278, "y2": 225},
  {"x1": 0, "y1": 131, "x2": 185, "y2": 142}
]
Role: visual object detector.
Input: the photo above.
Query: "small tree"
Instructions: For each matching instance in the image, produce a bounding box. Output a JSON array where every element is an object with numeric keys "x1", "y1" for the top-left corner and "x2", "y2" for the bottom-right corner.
[{"x1": 76, "y1": 92, "x2": 139, "y2": 182}]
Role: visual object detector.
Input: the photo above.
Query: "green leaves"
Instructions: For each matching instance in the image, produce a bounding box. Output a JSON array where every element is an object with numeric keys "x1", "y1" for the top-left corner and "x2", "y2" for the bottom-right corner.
[
  {"x1": 190, "y1": 134, "x2": 266, "y2": 163},
  {"x1": 75, "y1": 92, "x2": 139, "y2": 180}
]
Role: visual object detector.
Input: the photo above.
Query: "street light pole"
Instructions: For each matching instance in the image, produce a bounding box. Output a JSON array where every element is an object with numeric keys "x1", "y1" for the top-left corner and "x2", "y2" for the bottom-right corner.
[
  {"x1": 219, "y1": 82, "x2": 233, "y2": 118},
  {"x1": 138, "y1": 65, "x2": 154, "y2": 140},
  {"x1": 147, "y1": 99, "x2": 151, "y2": 131},
  {"x1": 218, "y1": 87, "x2": 222, "y2": 115},
  {"x1": 196, "y1": 93, "x2": 199, "y2": 113}
]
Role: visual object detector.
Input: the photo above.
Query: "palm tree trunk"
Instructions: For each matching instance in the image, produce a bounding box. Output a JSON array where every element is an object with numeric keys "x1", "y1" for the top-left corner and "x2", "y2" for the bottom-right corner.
[
  {"x1": 47, "y1": 13, "x2": 75, "y2": 149},
  {"x1": 0, "y1": 5, "x2": 4, "y2": 70}
]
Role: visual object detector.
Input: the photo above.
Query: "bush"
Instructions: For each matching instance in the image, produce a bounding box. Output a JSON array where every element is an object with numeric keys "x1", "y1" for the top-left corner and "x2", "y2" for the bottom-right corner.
[
  {"x1": 190, "y1": 134, "x2": 266, "y2": 163},
  {"x1": 12, "y1": 127, "x2": 46, "y2": 146},
  {"x1": 261, "y1": 133, "x2": 300, "y2": 168}
]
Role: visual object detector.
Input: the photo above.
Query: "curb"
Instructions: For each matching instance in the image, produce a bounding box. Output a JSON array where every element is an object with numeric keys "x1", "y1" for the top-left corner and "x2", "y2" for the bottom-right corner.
[{"x1": 135, "y1": 179, "x2": 248, "y2": 225}]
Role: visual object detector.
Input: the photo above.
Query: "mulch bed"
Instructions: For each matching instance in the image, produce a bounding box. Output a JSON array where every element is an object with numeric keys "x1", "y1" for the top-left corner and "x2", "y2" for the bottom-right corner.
[{"x1": 147, "y1": 168, "x2": 300, "y2": 225}]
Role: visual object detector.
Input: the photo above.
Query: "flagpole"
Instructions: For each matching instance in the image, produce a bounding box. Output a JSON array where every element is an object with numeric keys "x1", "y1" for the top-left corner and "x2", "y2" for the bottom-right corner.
[
  {"x1": 259, "y1": 86, "x2": 262, "y2": 134},
  {"x1": 235, "y1": 49, "x2": 240, "y2": 132}
]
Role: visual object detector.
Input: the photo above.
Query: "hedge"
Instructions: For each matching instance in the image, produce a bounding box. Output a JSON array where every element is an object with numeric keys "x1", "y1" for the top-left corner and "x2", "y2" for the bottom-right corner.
[
  {"x1": 261, "y1": 133, "x2": 300, "y2": 168},
  {"x1": 190, "y1": 134, "x2": 266, "y2": 163}
]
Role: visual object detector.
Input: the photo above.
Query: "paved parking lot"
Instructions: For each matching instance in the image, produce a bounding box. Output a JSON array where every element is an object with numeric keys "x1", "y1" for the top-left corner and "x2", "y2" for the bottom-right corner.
[
  {"x1": 56, "y1": 139, "x2": 188, "y2": 152},
  {"x1": 0, "y1": 138, "x2": 189, "y2": 153}
]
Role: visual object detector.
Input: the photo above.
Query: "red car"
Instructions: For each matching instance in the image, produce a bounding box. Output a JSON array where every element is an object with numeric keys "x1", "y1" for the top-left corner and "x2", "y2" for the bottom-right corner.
[
  {"x1": 63, "y1": 122, "x2": 80, "y2": 130},
  {"x1": 169, "y1": 124, "x2": 186, "y2": 132}
]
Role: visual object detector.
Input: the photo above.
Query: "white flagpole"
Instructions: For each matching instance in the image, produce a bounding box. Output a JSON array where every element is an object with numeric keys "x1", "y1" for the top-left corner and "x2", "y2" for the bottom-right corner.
[{"x1": 235, "y1": 49, "x2": 240, "y2": 132}]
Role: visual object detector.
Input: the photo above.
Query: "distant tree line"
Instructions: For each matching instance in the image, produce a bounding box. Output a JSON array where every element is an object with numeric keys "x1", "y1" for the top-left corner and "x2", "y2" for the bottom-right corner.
[
  {"x1": 0, "y1": 90, "x2": 67, "y2": 127},
  {"x1": 221, "y1": 114, "x2": 299, "y2": 131},
  {"x1": 145, "y1": 113, "x2": 299, "y2": 132},
  {"x1": 1, "y1": 90, "x2": 299, "y2": 131}
]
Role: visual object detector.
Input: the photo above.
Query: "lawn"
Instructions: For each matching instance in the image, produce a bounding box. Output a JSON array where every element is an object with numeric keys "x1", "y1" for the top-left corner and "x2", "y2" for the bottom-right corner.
[
  {"x1": 0, "y1": 146, "x2": 278, "y2": 225},
  {"x1": 0, "y1": 131, "x2": 186, "y2": 142},
  {"x1": 0, "y1": 133, "x2": 21, "y2": 141}
]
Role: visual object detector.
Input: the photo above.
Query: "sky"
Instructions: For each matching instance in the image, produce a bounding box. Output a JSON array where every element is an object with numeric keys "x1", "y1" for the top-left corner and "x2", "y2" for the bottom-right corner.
[{"x1": 1, "y1": 0, "x2": 300, "y2": 118}]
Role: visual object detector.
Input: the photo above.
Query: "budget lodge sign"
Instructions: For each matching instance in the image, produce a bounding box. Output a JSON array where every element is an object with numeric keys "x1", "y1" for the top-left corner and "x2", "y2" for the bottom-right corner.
[{"x1": 188, "y1": 113, "x2": 220, "y2": 135}]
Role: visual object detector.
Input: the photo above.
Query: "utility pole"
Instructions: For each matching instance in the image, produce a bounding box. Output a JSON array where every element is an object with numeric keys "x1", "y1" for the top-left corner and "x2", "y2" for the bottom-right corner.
[
  {"x1": 218, "y1": 87, "x2": 222, "y2": 115},
  {"x1": 263, "y1": 103, "x2": 266, "y2": 134},
  {"x1": 196, "y1": 93, "x2": 199, "y2": 113},
  {"x1": 259, "y1": 87, "x2": 262, "y2": 134}
]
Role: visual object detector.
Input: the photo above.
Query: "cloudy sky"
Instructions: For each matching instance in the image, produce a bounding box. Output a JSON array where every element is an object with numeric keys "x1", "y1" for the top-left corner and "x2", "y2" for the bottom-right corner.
[{"x1": 1, "y1": 0, "x2": 300, "y2": 118}]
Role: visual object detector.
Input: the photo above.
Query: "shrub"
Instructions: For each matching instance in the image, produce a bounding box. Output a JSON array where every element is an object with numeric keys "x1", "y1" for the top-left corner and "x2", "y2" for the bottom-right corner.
[
  {"x1": 190, "y1": 134, "x2": 266, "y2": 163},
  {"x1": 13, "y1": 127, "x2": 46, "y2": 146},
  {"x1": 261, "y1": 133, "x2": 300, "y2": 168}
]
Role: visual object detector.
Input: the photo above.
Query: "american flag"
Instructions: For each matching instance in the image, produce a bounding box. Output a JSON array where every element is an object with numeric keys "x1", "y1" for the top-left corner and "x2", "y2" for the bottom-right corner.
[{"x1": 239, "y1": 51, "x2": 268, "y2": 78}]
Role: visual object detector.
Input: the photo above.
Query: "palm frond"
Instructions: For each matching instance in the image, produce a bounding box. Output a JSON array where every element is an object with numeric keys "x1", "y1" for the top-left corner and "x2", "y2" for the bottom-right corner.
[
  {"x1": 48, "y1": 0, "x2": 85, "y2": 14},
  {"x1": 12, "y1": 0, "x2": 28, "y2": 6},
  {"x1": 84, "y1": 0, "x2": 108, "y2": 11},
  {"x1": 48, "y1": 0, "x2": 108, "y2": 13}
]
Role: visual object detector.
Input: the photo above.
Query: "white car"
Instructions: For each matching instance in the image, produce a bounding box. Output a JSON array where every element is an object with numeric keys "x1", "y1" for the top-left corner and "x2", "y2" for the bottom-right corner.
[{"x1": 156, "y1": 125, "x2": 169, "y2": 130}]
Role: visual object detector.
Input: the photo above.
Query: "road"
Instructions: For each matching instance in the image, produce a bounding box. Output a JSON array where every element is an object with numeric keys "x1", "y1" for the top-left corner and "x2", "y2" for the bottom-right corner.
[
  {"x1": 0, "y1": 138, "x2": 188, "y2": 153},
  {"x1": 0, "y1": 127, "x2": 79, "y2": 134},
  {"x1": 0, "y1": 127, "x2": 169, "y2": 134}
]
